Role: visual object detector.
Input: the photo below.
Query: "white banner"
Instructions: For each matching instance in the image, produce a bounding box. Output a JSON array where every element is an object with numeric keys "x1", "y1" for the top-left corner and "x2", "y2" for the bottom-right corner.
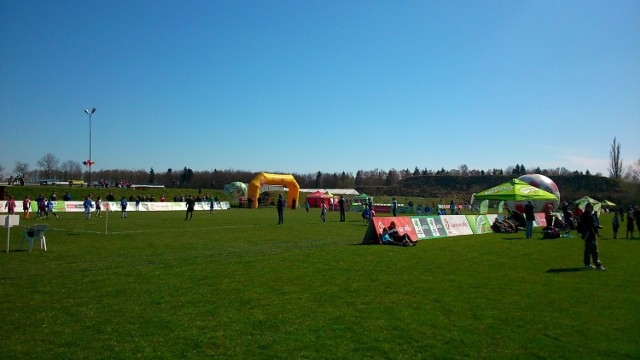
[{"x1": 440, "y1": 215, "x2": 474, "y2": 236}]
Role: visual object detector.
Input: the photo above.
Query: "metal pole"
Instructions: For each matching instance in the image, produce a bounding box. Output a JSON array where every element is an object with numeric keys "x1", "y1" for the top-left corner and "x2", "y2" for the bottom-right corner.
[
  {"x1": 85, "y1": 108, "x2": 96, "y2": 187},
  {"x1": 89, "y1": 112, "x2": 92, "y2": 186}
]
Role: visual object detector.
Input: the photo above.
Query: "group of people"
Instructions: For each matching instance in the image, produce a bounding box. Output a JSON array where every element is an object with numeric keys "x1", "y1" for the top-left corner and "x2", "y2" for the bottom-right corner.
[
  {"x1": 612, "y1": 206, "x2": 640, "y2": 239},
  {"x1": 380, "y1": 221, "x2": 418, "y2": 246},
  {"x1": 301, "y1": 195, "x2": 347, "y2": 224},
  {"x1": 522, "y1": 200, "x2": 612, "y2": 271},
  {"x1": 4, "y1": 194, "x2": 60, "y2": 220}
]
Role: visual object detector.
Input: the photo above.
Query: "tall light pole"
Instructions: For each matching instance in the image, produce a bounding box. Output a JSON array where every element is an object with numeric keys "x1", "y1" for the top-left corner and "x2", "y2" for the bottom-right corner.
[{"x1": 84, "y1": 107, "x2": 96, "y2": 186}]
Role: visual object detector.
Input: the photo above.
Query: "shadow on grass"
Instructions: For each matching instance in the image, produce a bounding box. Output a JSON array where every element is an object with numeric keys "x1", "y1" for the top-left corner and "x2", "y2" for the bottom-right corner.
[{"x1": 546, "y1": 267, "x2": 586, "y2": 273}]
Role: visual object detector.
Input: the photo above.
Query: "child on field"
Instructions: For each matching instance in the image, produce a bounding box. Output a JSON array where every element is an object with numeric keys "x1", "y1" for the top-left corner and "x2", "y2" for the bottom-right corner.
[
  {"x1": 46, "y1": 198, "x2": 60, "y2": 219},
  {"x1": 83, "y1": 196, "x2": 93, "y2": 220},
  {"x1": 95, "y1": 197, "x2": 103, "y2": 217},
  {"x1": 321, "y1": 201, "x2": 327, "y2": 223},
  {"x1": 381, "y1": 227, "x2": 392, "y2": 244}
]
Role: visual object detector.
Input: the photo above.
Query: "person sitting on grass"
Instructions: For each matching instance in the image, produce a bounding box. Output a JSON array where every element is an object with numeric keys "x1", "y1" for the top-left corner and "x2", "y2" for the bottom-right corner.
[
  {"x1": 380, "y1": 227, "x2": 392, "y2": 244},
  {"x1": 387, "y1": 221, "x2": 418, "y2": 245},
  {"x1": 491, "y1": 218, "x2": 518, "y2": 233}
]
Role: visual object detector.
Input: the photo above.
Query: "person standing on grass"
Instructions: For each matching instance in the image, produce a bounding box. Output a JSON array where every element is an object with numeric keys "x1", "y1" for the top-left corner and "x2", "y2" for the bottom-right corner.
[
  {"x1": 524, "y1": 200, "x2": 535, "y2": 239},
  {"x1": 4, "y1": 196, "x2": 16, "y2": 215},
  {"x1": 120, "y1": 196, "x2": 128, "y2": 218},
  {"x1": 635, "y1": 206, "x2": 640, "y2": 237},
  {"x1": 580, "y1": 203, "x2": 606, "y2": 270},
  {"x1": 391, "y1": 198, "x2": 398, "y2": 217},
  {"x1": 612, "y1": 212, "x2": 620, "y2": 239},
  {"x1": 83, "y1": 196, "x2": 93, "y2": 220},
  {"x1": 321, "y1": 201, "x2": 327, "y2": 223},
  {"x1": 276, "y1": 194, "x2": 285, "y2": 225},
  {"x1": 185, "y1": 195, "x2": 195, "y2": 220},
  {"x1": 338, "y1": 195, "x2": 346, "y2": 222},
  {"x1": 23, "y1": 196, "x2": 31, "y2": 219},
  {"x1": 36, "y1": 194, "x2": 45, "y2": 218},
  {"x1": 305, "y1": 201, "x2": 310, "y2": 213},
  {"x1": 95, "y1": 197, "x2": 103, "y2": 217},
  {"x1": 627, "y1": 210, "x2": 635, "y2": 239}
]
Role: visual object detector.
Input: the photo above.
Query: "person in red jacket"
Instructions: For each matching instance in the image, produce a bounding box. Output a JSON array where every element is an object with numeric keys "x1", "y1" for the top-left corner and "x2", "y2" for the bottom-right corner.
[{"x1": 4, "y1": 196, "x2": 16, "y2": 215}]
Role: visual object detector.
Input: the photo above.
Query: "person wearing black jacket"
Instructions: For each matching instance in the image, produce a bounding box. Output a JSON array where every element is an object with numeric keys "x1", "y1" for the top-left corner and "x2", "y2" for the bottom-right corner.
[
  {"x1": 185, "y1": 195, "x2": 195, "y2": 221},
  {"x1": 338, "y1": 195, "x2": 346, "y2": 222},
  {"x1": 524, "y1": 201, "x2": 535, "y2": 239},
  {"x1": 580, "y1": 203, "x2": 606, "y2": 270},
  {"x1": 276, "y1": 194, "x2": 285, "y2": 225}
]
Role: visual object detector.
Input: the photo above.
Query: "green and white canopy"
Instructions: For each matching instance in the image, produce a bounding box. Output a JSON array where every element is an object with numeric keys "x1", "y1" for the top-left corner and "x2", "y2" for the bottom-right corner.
[{"x1": 474, "y1": 179, "x2": 559, "y2": 202}]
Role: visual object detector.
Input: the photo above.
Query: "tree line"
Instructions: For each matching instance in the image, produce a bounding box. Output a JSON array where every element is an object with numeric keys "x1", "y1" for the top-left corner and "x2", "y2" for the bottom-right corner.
[
  {"x1": 0, "y1": 138, "x2": 636, "y2": 188},
  {"x1": 2, "y1": 151, "x2": 639, "y2": 190}
]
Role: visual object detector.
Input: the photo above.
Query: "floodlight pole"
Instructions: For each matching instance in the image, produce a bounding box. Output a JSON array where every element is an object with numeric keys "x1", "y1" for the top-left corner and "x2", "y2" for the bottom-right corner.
[{"x1": 84, "y1": 107, "x2": 96, "y2": 186}]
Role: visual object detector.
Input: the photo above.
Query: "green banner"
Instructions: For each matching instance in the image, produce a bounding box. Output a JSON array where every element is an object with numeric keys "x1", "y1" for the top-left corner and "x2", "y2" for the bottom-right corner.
[
  {"x1": 465, "y1": 215, "x2": 492, "y2": 234},
  {"x1": 480, "y1": 200, "x2": 489, "y2": 214}
]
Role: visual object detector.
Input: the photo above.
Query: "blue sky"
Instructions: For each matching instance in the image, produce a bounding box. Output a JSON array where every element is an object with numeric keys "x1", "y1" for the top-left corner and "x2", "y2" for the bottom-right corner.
[{"x1": 1, "y1": 0, "x2": 639, "y2": 176}]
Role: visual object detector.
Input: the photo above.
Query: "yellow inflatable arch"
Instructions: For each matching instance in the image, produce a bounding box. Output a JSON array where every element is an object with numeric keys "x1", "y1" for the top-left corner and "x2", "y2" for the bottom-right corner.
[{"x1": 248, "y1": 172, "x2": 300, "y2": 209}]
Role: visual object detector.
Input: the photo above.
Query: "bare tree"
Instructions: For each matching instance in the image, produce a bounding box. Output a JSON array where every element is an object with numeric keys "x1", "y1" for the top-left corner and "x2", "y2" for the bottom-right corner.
[
  {"x1": 37, "y1": 153, "x2": 60, "y2": 179},
  {"x1": 60, "y1": 160, "x2": 83, "y2": 180},
  {"x1": 608, "y1": 137, "x2": 624, "y2": 179},
  {"x1": 624, "y1": 158, "x2": 640, "y2": 183},
  {"x1": 459, "y1": 164, "x2": 469, "y2": 176},
  {"x1": 14, "y1": 161, "x2": 30, "y2": 179}
]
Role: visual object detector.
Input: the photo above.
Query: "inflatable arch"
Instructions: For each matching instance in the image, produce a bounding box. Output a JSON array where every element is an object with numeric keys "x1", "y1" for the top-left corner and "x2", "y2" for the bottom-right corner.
[{"x1": 248, "y1": 172, "x2": 300, "y2": 209}]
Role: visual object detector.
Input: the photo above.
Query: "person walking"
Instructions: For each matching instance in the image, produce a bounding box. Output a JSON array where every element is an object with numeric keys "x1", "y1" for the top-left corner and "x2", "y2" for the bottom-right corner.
[
  {"x1": 4, "y1": 196, "x2": 16, "y2": 215},
  {"x1": 627, "y1": 210, "x2": 635, "y2": 239},
  {"x1": 580, "y1": 203, "x2": 606, "y2": 270},
  {"x1": 185, "y1": 195, "x2": 195, "y2": 220},
  {"x1": 22, "y1": 196, "x2": 31, "y2": 219},
  {"x1": 45, "y1": 198, "x2": 60, "y2": 219},
  {"x1": 276, "y1": 194, "x2": 285, "y2": 225},
  {"x1": 338, "y1": 195, "x2": 346, "y2": 222},
  {"x1": 612, "y1": 212, "x2": 620, "y2": 239},
  {"x1": 524, "y1": 200, "x2": 535, "y2": 239}
]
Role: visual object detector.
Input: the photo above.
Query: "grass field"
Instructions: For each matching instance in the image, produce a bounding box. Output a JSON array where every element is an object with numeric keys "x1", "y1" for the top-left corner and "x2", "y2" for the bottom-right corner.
[{"x1": 1, "y1": 208, "x2": 639, "y2": 359}]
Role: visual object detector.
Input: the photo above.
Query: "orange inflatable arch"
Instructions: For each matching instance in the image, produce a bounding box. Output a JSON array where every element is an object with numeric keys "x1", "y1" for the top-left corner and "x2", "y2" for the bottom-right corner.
[{"x1": 247, "y1": 172, "x2": 300, "y2": 209}]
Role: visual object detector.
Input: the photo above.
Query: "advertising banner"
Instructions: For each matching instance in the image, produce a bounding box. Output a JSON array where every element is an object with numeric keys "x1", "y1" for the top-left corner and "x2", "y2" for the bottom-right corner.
[
  {"x1": 410, "y1": 216, "x2": 447, "y2": 239},
  {"x1": 371, "y1": 216, "x2": 418, "y2": 240},
  {"x1": 64, "y1": 201, "x2": 87, "y2": 212},
  {"x1": 440, "y1": 215, "x2": 474, "y2": 236},
  {"x1": 465, "y1": 215, "x2": 492, "y2": 234}
]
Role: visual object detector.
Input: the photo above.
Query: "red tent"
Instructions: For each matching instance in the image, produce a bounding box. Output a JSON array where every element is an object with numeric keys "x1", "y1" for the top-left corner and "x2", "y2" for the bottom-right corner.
[{"x1": 306, "y1": 191, "x2": 330, "y2": 208}]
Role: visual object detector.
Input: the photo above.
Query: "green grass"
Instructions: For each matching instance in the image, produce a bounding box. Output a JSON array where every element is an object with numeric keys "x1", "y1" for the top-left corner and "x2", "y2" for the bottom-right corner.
[{"x1": 1, "y1": 209, "x2": 639, "y2": 359}]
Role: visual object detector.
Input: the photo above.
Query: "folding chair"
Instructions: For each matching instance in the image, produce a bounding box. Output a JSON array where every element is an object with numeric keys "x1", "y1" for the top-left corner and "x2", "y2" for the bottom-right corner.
[{"x1": 21, "y1": 224, "x2": 48, "y2": 252}]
